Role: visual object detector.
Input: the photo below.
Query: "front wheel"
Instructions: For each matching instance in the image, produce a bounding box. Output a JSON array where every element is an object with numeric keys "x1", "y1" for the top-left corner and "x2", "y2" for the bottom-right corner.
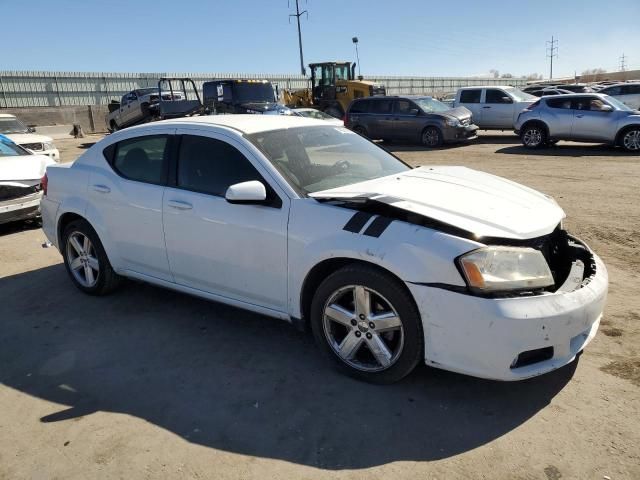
[
  {"x1": 620, "y1": 127, "x2": 640, "y2": 152},
  {"x1": 521, "y1": 124, "x2": 547, "y2": 148},
  {"x1": 421, "y1": 126, "x2": 443, "y2": 147},
  {"x1": 310, "y1": 264, "x2": 424, "y2": 384}
]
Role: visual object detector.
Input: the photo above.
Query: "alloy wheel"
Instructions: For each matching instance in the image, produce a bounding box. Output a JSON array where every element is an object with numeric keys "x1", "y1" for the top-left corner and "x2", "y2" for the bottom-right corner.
[
  {"x1": 422, "y1": 128, "x2": 440, "y2": 147},
  {"x1": 322, "y1": 285, "x2": 404, "y2": 372},
  {"x1": 523, "y1": 128, "x2": 542, "y2": 147},
  {"x1": 623, "y1": 129, "x2": 640, "y2": 151},
  {"x1": 66, "y1": 231, "x2": 100, "y2": 288}
]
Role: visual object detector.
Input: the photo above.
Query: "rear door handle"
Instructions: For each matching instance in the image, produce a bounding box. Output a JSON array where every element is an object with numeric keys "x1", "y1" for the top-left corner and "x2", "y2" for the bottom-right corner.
[
  {"x1": 576, "y1": 114, "x2": 584, "y2": 118},
  {"x1": 91, "y1": 184, "x2": 110, "y2": 193},
  {"x1": 167, "y1": 199, "x2": 193, "y2": 210}
]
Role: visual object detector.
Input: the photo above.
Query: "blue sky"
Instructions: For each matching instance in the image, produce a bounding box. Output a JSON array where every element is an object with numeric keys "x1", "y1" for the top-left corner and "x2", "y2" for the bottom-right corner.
[{"x1": 2, "y1": 0, "x2": 639, "y2": 78}]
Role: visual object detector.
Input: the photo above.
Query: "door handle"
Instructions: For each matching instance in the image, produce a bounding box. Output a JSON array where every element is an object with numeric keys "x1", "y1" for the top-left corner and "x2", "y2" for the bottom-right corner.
[
  {"x1": 576, "y1": 114, "x2": 584, "y2": 118},
  {"x1": 167, "y1": 199, "x2": 193, "y2": 210},
  {"x1": 91, "y1": 184, "x2": 110, "y2": 193},
  {"x1": 482, "y1": 106, "x2": 491, "y2": 109}
]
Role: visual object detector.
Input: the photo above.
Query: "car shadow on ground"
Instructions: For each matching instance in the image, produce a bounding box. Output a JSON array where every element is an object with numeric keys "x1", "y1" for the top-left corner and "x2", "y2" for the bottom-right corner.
[
  {"x1": 383, "y1": 134, "x2": 521, "y2": 153},
  {"x1": 0, "y1": 219, "x2": 41, "y2": 237},
  {"x1": 0, "y1": 264, "x2": 578, "y2": 470},
  {"x1": 497, "y1": 144, "x2": 631, "y2": 157}
]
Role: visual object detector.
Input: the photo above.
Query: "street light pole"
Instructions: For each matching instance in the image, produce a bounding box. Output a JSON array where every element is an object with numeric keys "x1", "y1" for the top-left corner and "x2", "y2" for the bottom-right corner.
[{"x1": 352, "y1": 37, "x2": 361, "y2": 77}]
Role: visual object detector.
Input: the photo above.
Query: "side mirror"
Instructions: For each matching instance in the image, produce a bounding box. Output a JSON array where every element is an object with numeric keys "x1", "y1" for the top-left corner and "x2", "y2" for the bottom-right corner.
[
  {"x1": 225, "y1": 180, "x2": 267, "y2": 204},
  {"x1": 599, "y1": 104, "x2": 613, "y2": 112},
  {"x1": 502, "y1": 96, "x2": 513, "y2": 104},
  {"x1": 409, "y1": 108, "x2": 420, "y2": 115}
]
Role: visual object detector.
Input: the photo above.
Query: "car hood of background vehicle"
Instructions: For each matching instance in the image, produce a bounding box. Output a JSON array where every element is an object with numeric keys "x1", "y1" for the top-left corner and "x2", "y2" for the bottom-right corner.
[
  {"x1": 310, "y1": 166, "x2": 565, "y2": 240},
  {"x1": 3, "y1": 133, "x2": 54, "y2": 145},
  {"x1": 0, "y1": 154, "x2": 54, "y2": 184}
]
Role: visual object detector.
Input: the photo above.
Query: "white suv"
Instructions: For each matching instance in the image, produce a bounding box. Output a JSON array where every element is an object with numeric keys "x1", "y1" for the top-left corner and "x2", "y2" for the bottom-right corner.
[
  {"x1": 0, "y1": 114, "x2": 60, "y2": 161},
  {"x1": 598, "y1": 83, "x2": 640, "y2": 110},
  {"x1": 454, "y1": 86, "x2": 537, "y2": 130}
]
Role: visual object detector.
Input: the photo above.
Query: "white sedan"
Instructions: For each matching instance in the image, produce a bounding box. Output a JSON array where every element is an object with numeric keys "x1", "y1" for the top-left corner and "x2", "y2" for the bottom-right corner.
[
  {"x1": 40, "y1": 115, "x2": 607, "y2": 383},
  {"x1": 1, "y1": 135, "x2": 55, "y2": 224},
  {"x1": 292, "y1": 108, "x2": 344, "y2": 126}
]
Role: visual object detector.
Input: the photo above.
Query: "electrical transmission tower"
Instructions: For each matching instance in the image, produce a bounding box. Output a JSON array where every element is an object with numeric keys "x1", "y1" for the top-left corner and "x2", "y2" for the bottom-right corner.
[
  {"x1": 546, "y1": 36, "x2": 558, "y2": 79},
  {"x1": 289, "y1": 0, "x2": 308, "y2": 76},
  {"x1": 619, "y1": 53, "x2": 628, "y2": 71}
]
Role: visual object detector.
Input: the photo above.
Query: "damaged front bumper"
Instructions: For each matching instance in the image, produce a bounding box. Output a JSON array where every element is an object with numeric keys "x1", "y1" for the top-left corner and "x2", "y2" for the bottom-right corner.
[
  {"x1": 0, "y1": 191, "x2": 43, "y2": 224},
  {"x1": 408, "y1": 238, "x2": 608, "y2": 381}
]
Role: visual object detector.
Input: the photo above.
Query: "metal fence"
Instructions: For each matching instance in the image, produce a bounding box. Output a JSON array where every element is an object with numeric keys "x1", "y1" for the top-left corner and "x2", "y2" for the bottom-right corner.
[{"x1": 0, "y1": 71, "x2": 527, "y2": 108}]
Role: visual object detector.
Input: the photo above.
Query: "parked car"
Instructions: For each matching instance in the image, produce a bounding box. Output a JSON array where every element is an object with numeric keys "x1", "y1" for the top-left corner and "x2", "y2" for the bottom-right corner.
[
  {"x1": 0, "y1": 114, "x2": 60, "y2": 161},
  {"x1": 596, "y1": 83, "x2": 640, "y2": 110},
  {"x1": 106, "y1": 88, "x2": 184, "y2": 132},
  {"x1": 514, "y1": 93, "x2": 640, "y2": 151},
  {"x1": 453, "y1": 86, "x2": 537, "y2": 129},
  {"x1": 203, "y1": 79, "x2": 290, "y2": 115},
  {"x1": 345, "y1": 96, "x2": 477, "y2": 146},
  {"x1": 552, "y1": 84, "x2": 593, "y2": 93},
  {"x1": 440, "y1": 92, "x2": 456, "y2": 108},
  {"x1": 290, "y1": 108, "x2": 343, "y2": 125},
  {"x1": 530, "y1": 88, "x2": 573, "y2": 97},
  {"x1": 41, "y1": 115, "x2": 607, "y2": 383},
  {"x1": 0, "y1": 134, "x2": 55, "y2": 224}
]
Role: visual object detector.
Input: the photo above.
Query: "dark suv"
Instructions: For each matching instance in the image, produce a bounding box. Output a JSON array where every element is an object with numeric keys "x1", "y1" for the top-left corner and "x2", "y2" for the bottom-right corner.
[{"x1": 345, "y1": 96, "x2": 478, "y2": 147}]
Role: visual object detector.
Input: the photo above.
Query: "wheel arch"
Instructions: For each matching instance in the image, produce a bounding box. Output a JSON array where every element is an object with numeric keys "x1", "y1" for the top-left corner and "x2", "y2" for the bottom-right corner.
[
  {"x1": 520, "y1": 119, "x2": 549, "y2": 136},
  {"x1": 615, "y1": 123, "x2": 640, "y2": 146},
  {"x1": 299, "y1": 257, "x2": 417, "y2": 327},
  {"x1": 57, "y1": 211, "x2": 118, "y2": 270}
]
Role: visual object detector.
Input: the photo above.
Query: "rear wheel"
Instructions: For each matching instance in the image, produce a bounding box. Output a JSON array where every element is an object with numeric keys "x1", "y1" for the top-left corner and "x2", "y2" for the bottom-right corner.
[
  {"x1": 310, "y1": 264, "x2": 423, "y2": 384},
  {"x1": 62, "y1": 219, "x2": 121, "y2": 295},
  {"x1": 421, "y1": 126, "x2": 443, "y2": 147},
  {"x1": 521, "y1": 123, "x2": 547, "y2": 148},
  {"x1": 620, "y1": 127, "x2": 640, "y2": 152}
]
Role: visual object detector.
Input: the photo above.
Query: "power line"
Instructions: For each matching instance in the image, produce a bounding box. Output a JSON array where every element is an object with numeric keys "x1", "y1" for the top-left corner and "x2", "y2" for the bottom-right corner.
[
  {"x1": 546, "y1": 36, "x2": 558, "y2": 80},
  {"x1": 619, "y1": 53, "x2": 628, "y2": 71},
  {"x1": 288, "y1": 0, "x2": 308, "y2": 76}
]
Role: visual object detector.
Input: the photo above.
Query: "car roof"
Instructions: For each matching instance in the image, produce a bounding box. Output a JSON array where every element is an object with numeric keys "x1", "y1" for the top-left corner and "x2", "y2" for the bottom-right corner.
[
  {"x1": 540, "y1": 93, "x2": 609, "y2": 100},
  {"x1": 151, "y1": 114, "x2": 330, "y2": 134},
  {"x1": 458, "y1": 85, "x2": 518, "y2": 89}
]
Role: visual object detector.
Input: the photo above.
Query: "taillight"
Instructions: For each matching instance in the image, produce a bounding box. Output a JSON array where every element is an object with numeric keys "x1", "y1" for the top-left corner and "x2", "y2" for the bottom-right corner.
[{"x1": 41, "y1": 173, "x2": 48, "y2": 196}]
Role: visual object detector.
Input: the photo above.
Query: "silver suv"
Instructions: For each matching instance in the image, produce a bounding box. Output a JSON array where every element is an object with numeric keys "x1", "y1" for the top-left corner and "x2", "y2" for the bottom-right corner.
[{"x1": 515, "y1": 93, "x2": 640, "y2": 152}]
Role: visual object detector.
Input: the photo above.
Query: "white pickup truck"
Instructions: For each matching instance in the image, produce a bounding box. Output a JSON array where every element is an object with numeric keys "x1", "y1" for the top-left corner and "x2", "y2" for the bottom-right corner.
[
  {"x1": 106, "y1": 88, "x2": 183, "y2": 132},
  {"x1": 453, "y1": 86, "x2": 537, "y2": 130}
]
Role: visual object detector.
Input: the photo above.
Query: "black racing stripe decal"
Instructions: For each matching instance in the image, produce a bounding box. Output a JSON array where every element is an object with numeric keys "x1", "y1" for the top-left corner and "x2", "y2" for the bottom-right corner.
[
  {"x1": 343, "y1": 211, "x2": 374, "y2": 233},
  {"x1": 363, "y1": 216, "x2": 393, "y2": 237}
]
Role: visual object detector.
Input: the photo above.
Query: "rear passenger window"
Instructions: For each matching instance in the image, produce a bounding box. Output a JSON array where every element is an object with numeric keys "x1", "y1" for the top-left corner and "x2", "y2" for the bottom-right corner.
[
  {"x1": 178, "y1": 135, "x2": 263, "y2": 197},
  {"x1": 370, "y1": 100, "x2": 393, "y2": 114},
  {"x1": 459, "y1": 89, "x2": 481, "y2": 103},
  {"x1": 349, "y1": 100, "x2": 369, "y2": 114},
  {"x1": 109, "y1": 135, "x2": 169, "y2": 185},
  {"x1": 546, "y1": 98, "x2": 572, "y2": 109}
]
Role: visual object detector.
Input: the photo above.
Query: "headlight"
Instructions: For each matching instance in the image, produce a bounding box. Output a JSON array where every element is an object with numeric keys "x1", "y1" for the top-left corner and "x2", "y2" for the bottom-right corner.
[
  {"x1": 458, "y1": 246, "x2": 554, "y2": 293},
  {"x1": 445, "y1": 118, "x2": 460, "y2": 127},
  {"x1": 43, "y1": 142, "x2": 55, "y2": 151}
]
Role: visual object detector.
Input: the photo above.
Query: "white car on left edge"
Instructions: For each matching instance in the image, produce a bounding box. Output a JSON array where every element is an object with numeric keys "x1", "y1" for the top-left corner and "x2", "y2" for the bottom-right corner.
[
  {"x1": 40, "y1": 115, "x2": 607, "y2": 384},
  {"x1": 0, "y1": 135, "x2": 54, "y2": 224},
  {"x1": 0, "y1": 113, "x2": 60, "y2": 161}
]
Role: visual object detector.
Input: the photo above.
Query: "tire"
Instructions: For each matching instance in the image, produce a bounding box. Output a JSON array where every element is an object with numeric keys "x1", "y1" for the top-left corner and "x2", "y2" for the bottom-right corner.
[
  {"x1": 521, "y1": 123, "x2": 547, "y2": 149},
  {"x1": 62, "y1": 219, "x2": 121, "y2": 295},
  {"x1": 310, "y1": 264, "x2": 424, "y2": 384},
  {"x1": 353, "y1": 126, "x2": 368, "y2": 138},
  {"x1": 619, "y1": 127, "x2": 640, "y2": 152},
  {"x1": 421, "y1": 126, "x2": 443, "y2": 147}
]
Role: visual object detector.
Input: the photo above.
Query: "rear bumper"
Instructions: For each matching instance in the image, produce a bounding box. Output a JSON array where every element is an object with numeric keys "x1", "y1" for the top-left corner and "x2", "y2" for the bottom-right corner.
[
  {"x1": 443, "y1": 124, "x2": 479, "y2": 143},
  {"x1": 0, "y1": 192, "x2": 42, "y2": 224},
  {"x1": 408, "y1": 252, "x2": 608, "y2": 381}
]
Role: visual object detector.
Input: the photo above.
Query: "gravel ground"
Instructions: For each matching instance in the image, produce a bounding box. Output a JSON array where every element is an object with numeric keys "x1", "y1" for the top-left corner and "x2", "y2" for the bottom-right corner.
[{"x1": 0, "y1": 132, "x2": 638, "y2": 480}]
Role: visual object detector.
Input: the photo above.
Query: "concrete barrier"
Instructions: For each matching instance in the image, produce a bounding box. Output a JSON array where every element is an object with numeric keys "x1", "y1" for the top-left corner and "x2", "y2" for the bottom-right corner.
[
  {"x1": 34, "y1": 125, "x2": 74, "y2": 139},
  {"x1": 2, "y1": 105, "x2": 110, "y2": 133}
]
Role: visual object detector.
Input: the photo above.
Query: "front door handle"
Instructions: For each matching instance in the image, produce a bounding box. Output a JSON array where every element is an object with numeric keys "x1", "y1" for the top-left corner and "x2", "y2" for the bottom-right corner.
[
  {"x1": 91, "y1": 184, "x2": 110, "y2": 194},
  {"x1": 167, "y1": 199, "x2": 193, "y2": 210},
  {"x1": 576, "y1": 114, "x2": 584, "y2": 118},
  {"x1": 482, "y1": 106, "x2": 491, "y2": 109}
]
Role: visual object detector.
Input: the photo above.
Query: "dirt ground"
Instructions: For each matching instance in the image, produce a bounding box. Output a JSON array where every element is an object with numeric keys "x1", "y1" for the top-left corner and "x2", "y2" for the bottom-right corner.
[{"x1": 1, "y1": 133, "x2": 638, "y2": 480}]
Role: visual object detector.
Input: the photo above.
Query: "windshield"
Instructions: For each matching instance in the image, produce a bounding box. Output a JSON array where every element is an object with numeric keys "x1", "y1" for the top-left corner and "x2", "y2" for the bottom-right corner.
[
  {"x1": 295, "y1": 109, "x2": 334, "y2": 120},
  {"x1": 135, "y1": 88, "x2": 158, "y2": 96},
  {"x1": 234, "y1": 83, "x2": 275, "y2": 103},
  {"x1": 0, "y1": 137, "x2": 30, "y2": 157},
  {"x1": 505, "y1": 87, "x2": 537, "y2": 102},
  {"x1": 604, "y1": 95, "x2": 633, "y2": 111},
  {"x1": 414, "y1": 97, "x2": 451, "y2": 113},
  {"x1": 247, "y1": 126, "x2": 410, "y2": 194},
  {"x1": 0, "y1": 117, "x2": 29, "y2": 134}
]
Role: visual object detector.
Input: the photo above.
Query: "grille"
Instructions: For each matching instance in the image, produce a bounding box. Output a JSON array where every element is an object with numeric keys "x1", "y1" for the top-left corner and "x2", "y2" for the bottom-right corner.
[
  {"x1": 21, "y1": 142, "x2": 44, "y2": 151},
  {"x1": 0, "y1": 184, "x2": 41, "y2": 202}
]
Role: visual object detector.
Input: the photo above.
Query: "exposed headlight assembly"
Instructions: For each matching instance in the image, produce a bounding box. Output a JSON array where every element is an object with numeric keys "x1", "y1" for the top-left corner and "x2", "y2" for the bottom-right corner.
[
  {"x1": 458, "y1": 246, "x2": 554, "y2": 293},
  {"x1": 445, "y1": 117, "x2": 460, "y2": 127},
  {"x1": 43, "y1": 142, "x2": 55, "y2": 151}
]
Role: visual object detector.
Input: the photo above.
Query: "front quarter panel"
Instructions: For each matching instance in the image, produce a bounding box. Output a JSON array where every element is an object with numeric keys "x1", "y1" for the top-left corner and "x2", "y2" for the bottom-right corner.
[{"x1": 287, "y1": 199, "x2": 481, "y2": 319}]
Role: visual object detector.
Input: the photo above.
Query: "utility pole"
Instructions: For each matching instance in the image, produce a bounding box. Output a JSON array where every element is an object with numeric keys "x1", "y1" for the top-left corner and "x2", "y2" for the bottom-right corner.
[
  {"x1": 546, "y1": 36, "x2": 558, "y2": 80},
  {"x1": 619, "y1": 53, "x2": 628, "y2": 71},
  {"x1": 289, "y1": 0, "x2": 308, "y2": 76}
]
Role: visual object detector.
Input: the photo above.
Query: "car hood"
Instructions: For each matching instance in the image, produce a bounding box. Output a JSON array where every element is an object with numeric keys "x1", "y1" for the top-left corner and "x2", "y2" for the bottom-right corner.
[
  {"x1": 0, "y1": 154, "x2": 54, "y2": 184},
  {"x1": 441, "y1": 106, "x2": 472, "y2": 121},
  {"x1": 310, "y1": 166, "x2": 565, "y2": 240},
  {"x1": 3, "y1": 133, "x2": 54, "y2": 144}
]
